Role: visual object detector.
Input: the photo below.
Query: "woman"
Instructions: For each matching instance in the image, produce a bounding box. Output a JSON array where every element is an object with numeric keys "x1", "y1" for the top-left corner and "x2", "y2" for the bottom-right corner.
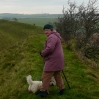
[{"x1": 39, "y1": 24, "x2": 65, "y2": 98}]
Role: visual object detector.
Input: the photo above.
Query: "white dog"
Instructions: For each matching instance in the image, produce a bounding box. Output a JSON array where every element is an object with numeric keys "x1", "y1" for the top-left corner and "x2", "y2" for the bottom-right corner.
[
  {"x1": 26, "y1": 75, "x2": 56, "y2": 93},
  {"x1": 26, "y1": 75, "x2": 42, "y2": 93},
  {"x1": 50, "y1": 76, "x2": 56, "y2": 86}
]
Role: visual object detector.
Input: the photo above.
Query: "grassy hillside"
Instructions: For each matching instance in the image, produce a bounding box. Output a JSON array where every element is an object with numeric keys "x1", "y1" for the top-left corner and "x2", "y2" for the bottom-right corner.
[
  {"x1": 0, "y1": 19, "x2": 42, "y2": 50},
  {"x1": 0, "y1": 20, "x2": 99, "y2": 99}
]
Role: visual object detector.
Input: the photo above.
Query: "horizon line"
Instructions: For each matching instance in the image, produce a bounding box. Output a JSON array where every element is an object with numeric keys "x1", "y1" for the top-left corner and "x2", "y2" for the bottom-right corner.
[{"x1": 0, "y1": 13, "x2": 63, "y2": 15}]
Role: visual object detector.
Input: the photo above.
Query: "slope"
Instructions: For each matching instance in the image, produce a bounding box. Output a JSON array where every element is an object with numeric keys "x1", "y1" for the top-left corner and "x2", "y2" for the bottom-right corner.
[
  {"x1": 0, "y1": 19, "x2": 42, "y2": 50},
  {"x1": 0, "y1": 20, "x2": 99, "y2": 99}
]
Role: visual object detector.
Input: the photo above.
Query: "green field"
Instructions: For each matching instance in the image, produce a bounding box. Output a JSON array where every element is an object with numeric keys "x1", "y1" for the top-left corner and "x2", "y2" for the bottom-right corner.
[
  {"x1": 18, "y1": 18, "x2": 57, "y2": 27},
  {"x1": 0, "y1": 13, "x2": 61, "y2": 27}
]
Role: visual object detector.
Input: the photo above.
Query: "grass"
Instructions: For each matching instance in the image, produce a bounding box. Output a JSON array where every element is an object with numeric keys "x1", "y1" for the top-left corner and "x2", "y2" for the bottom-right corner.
[
  {"x1": 0, "y1": 20, "x2": 99, "y2": 99},
  {"x1": 0, "y1": 19, "x2": 42, "y2": 50},
  {"x1": 18, "y1": 18, "x2": 57, "y2": 27}
]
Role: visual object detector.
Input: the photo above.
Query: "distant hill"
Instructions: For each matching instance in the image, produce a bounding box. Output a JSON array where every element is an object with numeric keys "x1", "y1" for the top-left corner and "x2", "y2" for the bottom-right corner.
[
  {"x1": 0, "y1": 13, "x2": 63, "y2": 19},
  {"x1": 0, "y1": 13, "x2": 63, "y2": 27}
]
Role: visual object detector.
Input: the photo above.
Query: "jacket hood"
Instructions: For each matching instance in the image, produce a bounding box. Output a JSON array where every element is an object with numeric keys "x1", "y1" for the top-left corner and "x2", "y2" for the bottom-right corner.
[{"x1": 51, "y1": 31, "x2": 61, "y2": 40}]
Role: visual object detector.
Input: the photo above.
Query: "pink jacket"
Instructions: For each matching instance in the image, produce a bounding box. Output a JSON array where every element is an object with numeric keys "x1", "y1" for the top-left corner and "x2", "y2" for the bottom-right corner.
[{"x1": 41, "y1": 31, "x2": 64, "y2": 71}]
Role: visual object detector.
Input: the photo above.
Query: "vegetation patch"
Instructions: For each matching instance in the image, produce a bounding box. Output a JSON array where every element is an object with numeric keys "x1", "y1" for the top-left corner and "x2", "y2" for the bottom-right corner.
[{"x1": 0, "y1": 19, "x2": 99, "y2": 99}]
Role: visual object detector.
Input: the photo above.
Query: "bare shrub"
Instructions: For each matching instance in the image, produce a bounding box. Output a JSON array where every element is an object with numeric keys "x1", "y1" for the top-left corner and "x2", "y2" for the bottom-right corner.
[{"x1": 55, "y1": 0, "x2": 99, "y2": 62}]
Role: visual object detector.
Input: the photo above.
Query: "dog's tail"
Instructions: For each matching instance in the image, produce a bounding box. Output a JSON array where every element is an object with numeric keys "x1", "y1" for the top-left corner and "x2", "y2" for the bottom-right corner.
[{"x1": 26, "y1": 75, "x2": 33, "y2": 85}]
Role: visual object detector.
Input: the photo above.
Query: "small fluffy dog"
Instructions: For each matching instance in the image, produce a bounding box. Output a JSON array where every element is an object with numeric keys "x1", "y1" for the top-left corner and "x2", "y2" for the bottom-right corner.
[
  {"x1": 26, "y1": 75, "x2": 56, "y2": 93},
  {"x1": 26, "y1": 75, "x2": 42, "y2": 93},
  {"x1": 50, "y1": 76, "x2": 56, "y2": 86}
]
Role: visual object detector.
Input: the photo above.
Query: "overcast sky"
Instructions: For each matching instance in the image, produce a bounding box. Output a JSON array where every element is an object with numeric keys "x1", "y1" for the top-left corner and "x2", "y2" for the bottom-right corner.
[{"x1": 0, "y1": 0, "x2": 99, "y2": 14}]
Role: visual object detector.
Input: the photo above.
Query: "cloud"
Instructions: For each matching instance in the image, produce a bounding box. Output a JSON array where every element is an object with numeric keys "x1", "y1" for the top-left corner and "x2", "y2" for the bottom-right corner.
[{"x1": 0, "y1": 0, "x2": 99, "y2": 14}]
